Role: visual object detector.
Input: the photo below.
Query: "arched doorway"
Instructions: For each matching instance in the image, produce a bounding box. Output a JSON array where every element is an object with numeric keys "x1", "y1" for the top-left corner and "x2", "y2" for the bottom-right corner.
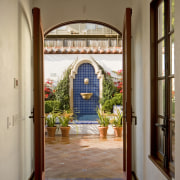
[{"x1": 33, "y1": 8, "x2": 132, "y2": 180}]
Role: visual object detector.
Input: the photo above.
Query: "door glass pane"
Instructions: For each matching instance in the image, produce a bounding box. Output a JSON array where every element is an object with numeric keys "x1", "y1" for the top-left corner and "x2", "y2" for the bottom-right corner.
[
  {"x1": 170, "y1": 0, "x2": 175, "y2": 31},
  {"x1": 157, "y1": 118, "x2": 164, "y2": 155},
  {"x1": 170, "y1": 122, "x2": 175, "y2": 162},
  {"x1": 158, "y1": 80, "x2": 165, "y2": 115},
  {"x1": 158, "y1": 1, "x2": 164, "y2": 39},
  {"x1": 158, "y1": 41, "x2": 165, "y2": 76},
  {"x1": 170, "y1": 34, "x2": 174, "y2": 75},
  {"x1": 170, "y1": 78, "x2": 175, "y2": 119}
]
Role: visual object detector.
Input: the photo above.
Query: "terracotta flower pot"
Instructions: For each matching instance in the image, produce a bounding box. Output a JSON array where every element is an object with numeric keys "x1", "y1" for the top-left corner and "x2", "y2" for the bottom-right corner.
[
  {"x1": 98, "y1": 126, "x2": 108, "y2": 138},
  {"x1": 113, "y1": 127, "x2": 123, "y2": 137},
  {"x1": 47, "y1": 127, "x2": 57, "y2": 137},
  {"x1": 60, "y1": 126, "x2": 71, "y2": 137}
]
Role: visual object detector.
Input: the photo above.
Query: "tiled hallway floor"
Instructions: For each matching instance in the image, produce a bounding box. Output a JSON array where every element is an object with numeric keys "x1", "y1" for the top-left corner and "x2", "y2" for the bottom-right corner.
[{"x1": 45, "y1": 135, "x2": 125, "y2": 180}]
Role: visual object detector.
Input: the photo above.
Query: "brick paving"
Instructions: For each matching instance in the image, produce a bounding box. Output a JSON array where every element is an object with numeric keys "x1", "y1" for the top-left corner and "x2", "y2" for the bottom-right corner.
[{"x1": 45, "y1": 135, "x2": 125, "y2": 180}]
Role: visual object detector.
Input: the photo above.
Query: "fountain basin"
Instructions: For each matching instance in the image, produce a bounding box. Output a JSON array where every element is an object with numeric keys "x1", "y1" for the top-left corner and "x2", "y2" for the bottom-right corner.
[{"x1": 80, "y1": 93, "x2": 93, "y2": 100}]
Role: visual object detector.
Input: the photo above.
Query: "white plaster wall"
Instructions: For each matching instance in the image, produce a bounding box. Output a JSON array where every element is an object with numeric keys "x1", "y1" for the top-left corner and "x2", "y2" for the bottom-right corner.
[
  {"x1": 174, "y1": 0, "x2": 180, "y2": 179},
  {"x1": 132, "y1": 0, "x2": 178, "y2": 180},
  {"x1": 131, "y1": 0, "x2": 167, "y2": 179},
  {"x1": 32, "y1": 0, "x2": 180, "y2": 180},
  {"x1": 32, "y1": 0, "x2": 132, "y2": 33},
  {"x1": 0, "y1": 0, "x2": 33, "y2": 179},
  {"x1": 131, "y1": 0, "x2": 144, "y2": 179}
]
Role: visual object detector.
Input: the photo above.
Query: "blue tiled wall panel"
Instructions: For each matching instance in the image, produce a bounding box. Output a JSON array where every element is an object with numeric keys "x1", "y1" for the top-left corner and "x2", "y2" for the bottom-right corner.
[{"x1": 73, "y1": 63, "x2": 99, "y2": 120}]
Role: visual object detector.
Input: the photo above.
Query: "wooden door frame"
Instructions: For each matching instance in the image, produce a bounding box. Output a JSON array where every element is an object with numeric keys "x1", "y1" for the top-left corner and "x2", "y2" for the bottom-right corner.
[
  {"x1": 33, "y1": 9, "x2": 133, "y2": 179},
  {"x1": 123, "y1": 8, "x2": 132, "y2": 180},
  {"x1": 33, "y1": 7, "x2": 45, "y2": 180}
]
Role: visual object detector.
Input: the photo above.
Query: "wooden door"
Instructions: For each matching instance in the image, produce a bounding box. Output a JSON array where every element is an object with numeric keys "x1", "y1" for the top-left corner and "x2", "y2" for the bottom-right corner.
[
  {"x1": 33, "y1": 7, "x2": 45, "y2": 180},
  {"x1": 123, "y1": 8, "x2": 132, "y2": 180}
]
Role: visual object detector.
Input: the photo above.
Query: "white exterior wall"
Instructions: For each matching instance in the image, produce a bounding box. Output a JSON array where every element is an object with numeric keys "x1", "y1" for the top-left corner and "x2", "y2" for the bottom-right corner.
[
  {"x1": 44, "y1": 54, "x2": 122, "y2": 82},
  {"x1": 0, "y1": 0, "x2": 33, "y2": 179}
]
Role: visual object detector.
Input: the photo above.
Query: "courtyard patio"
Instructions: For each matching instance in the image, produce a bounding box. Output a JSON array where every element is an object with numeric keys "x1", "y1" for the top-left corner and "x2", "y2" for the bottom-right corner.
[{"x1": 45, "y1": 135, "x2": 125, "y2": 180}]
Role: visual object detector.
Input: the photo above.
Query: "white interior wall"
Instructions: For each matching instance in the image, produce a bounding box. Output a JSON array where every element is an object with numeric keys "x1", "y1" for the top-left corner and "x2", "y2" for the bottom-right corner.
[
  {"x1": 132, "y1": 0, "x2": 168, "y2": 179},
  {"x1": 132, "y1": 0, "x2": 179, "y2": 180},
  {"x1": 174, "y1": 0, "x2": 180, "y2": 179},
  {"x1": 33, "y1": 0, "x2": 132, "y2": 33},
  {"x1": 0, "y1": 0, "x2": 33, "y2": 180},
  {"x1": 131, "y1": 1, "x2": 144, "y2": 179}
]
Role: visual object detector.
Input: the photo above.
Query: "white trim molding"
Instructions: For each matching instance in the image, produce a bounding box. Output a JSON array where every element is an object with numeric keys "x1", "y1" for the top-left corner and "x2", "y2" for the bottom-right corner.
[{"x1": 69, "y1": 57, "x2": 104, "y2": 111}]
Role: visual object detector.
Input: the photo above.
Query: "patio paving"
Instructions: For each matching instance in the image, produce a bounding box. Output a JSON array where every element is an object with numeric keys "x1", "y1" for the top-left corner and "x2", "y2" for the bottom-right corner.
[{"x1": 45, "y1": 135, "x2": 125, "y2": 180}]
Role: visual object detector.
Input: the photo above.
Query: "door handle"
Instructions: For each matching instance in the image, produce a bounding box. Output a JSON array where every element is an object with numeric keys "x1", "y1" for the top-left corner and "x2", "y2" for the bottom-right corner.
[
  {"x1": 155, "y1": 123, "x2": 167, "y2": 132},
  {"x1": 123, "y1": 115, "x2": 137, "y2": 125},
  {"x1": 29, "y1": 109, "x2": 34, "y2": 122},
  {"x1": 29, "y1": 110, "x2": 34, "y2": 118},
  {"x1": 29, "y1": 116, "x2": 44, "y2": 118},
  {"x1": 155, "y1": 123, "x2": 165, "y2": 127},
  {"x1": 132, "y1": 115, "x2": 137, "y2": 125}
]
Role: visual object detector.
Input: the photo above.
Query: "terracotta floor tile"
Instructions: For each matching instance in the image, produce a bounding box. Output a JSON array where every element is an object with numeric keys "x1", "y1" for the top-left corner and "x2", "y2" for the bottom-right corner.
[{"x1": 45, "y1": 135, "x2": 125, "y2": 180}]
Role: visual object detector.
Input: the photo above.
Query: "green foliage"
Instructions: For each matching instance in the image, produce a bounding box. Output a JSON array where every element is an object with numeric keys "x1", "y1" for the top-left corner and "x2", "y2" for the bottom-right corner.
[
  {"x1": 102, "y1": 93, "x2": 123, "y2": 112},
  {"x1": 100, "y1": 72, "x2": 117, "y2": 105},
  {"x1": 111, "y1": 93, "x2": 123, "y2": 105},
  {"x1": 98, "y1": 65, "x2": 122, "y2": 112},
  {"x1": 45, "y1": 101, "x2": 61, "y2": 113},
  {"x1": 45, "y1": 112, "x2": 58, "y2": 127},
  {"x1": 97, "y1": 107, "x2": 110, "y2": 127},
  {"x1": 102, "y1": 100, "x2": 112, "y2": 112},
  {"x1": 110, "y1": 110, "x2": 123, "y2": 127},
  {"x1": 59, "y1": 110, "x2": 74, "y2": 127},
  {"x1": 55, "y1": 68, "x2": 71, "y2": 111}
]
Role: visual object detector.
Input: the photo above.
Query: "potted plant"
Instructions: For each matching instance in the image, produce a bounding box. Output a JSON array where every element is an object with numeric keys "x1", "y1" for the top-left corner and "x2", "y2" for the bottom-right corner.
[
  {"x1": 110, "y1": 109, "x2": 123, "y2": 137},
  {"x1": 59, "y1": 110, "x2": 73, "y2": 137},
  {"x1": 97, "y1": 107, "x2": 110, "y2": 138},
  {"x1": 45, "y1": 112, "x2": 58, "y2": 137}
]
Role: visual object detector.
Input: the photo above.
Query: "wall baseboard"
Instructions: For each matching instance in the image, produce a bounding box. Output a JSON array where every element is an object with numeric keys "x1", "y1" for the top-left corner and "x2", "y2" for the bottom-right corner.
[
  {"x1": 132, "y1": 171, "x2": 138, "y2": 180},
  {"x1": 28, "y1": 171, "x2": 34, "y2": 180}
]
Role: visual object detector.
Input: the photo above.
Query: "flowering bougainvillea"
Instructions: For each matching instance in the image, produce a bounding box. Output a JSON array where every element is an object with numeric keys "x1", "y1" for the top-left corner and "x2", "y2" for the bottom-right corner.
[
  {"x1": 107, "y1": 72, "x2": 111, "y2": 76},
  {"x1": 113, "y1": 69, "x2": 123, "y2": 93},
  {"x1": 44, "y1": 79, "x2": 55, "y2": 100},
  {"x1": 116, "y1": 81, "x2": 123, "y2": 93},
  {"x1": 113, "y1": 69, "x2": 123, "y2": 76}
]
